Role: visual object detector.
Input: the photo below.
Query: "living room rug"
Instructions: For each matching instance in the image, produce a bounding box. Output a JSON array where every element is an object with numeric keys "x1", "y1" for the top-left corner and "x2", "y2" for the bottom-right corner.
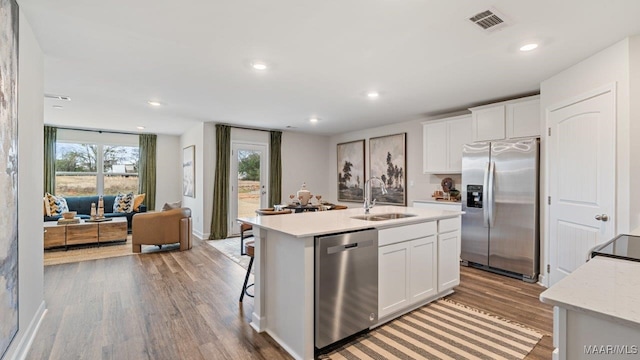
[
  {"x1": 321, "y1": 298, "x2": 543, "y2": 360},
  {"x1": 44, "y1": 236, "x2": 180, "y2": 266},
  {"x1": 206, "y1": 237, "x2": 251, "y2": 270}
]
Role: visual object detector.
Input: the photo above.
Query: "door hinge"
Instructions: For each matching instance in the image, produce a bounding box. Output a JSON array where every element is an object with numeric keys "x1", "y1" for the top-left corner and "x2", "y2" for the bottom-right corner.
[
  {"x1": 548, "y1": 196, "x2": 551, "y2": 205},
  {"x1": 548, "y1": 127, "x2": 551, "y2": 136},
  {"x1": 547, "y1": 264, "x2": 550, "y2": 273}
]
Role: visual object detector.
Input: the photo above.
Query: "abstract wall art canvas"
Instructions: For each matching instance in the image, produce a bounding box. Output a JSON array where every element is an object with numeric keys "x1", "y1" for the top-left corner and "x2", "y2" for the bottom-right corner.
[
  {"x1": 337, "y1": 140, "x2": 365, "y2": 202},
  {"x1": 369, "y1": 133, "x2": 406, "y2": 205},
  {"x1": 183, "y1": 145, "x2": 195, "y2": 197},
  {"x1": 0, "y1": 0, "x2": 19, "y2": 358}
]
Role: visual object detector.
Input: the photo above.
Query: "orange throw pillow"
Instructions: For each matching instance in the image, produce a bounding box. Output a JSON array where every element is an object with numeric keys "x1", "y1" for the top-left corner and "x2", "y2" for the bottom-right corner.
[{"x1": 133, "y1": 193, "x2": 146, "y2": 211}]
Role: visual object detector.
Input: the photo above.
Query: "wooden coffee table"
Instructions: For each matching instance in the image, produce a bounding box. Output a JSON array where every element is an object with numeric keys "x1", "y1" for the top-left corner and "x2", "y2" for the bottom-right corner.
[{"x1": 44, "y1": 217, "x2": 128, "y2": 249}]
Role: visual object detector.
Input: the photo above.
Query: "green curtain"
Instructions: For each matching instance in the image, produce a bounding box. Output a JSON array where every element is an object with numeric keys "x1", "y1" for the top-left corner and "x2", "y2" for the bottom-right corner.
[
  {"x1": 43, "y1": 126, "x2": 57, "y2": 194},
  {"x1": 138, "y1": 134, "x2": 157, "y2": 211},
  {"x1": 210, "y1": 124, "x2": 231, "y2": 240},
  {"x1": 269, "y1": 130, "x2": 283, "y2": 207}
]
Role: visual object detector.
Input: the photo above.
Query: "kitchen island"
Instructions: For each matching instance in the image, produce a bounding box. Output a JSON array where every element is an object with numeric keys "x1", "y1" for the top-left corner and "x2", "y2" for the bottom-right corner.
[
  {"x1": 238, "y1": 205, "x2": 462, "y2": 360},
  {"x1": 540, "y1": 231, "x2": 640, "y2": 360}
]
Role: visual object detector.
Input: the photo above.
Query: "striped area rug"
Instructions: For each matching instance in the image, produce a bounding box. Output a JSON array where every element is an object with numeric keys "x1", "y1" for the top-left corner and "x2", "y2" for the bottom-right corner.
[{"x1": 322, "y1": 298, "x2": 543, "y2": 360}]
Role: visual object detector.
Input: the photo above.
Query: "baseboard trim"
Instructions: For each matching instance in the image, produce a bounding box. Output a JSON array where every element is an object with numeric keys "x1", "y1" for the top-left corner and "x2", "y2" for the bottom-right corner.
[
  {"x1": 192, "y1": 230, "x2": 204, "y2": 240},
  {"x1": 10, "y1": 300, "x2": 47, "y2": 360}
]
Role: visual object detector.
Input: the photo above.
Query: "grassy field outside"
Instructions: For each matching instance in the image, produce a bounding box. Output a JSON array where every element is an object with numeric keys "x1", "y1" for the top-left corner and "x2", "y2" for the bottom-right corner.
[
  {"x1": 238, "y1": 180, "x2": 261, "y2": 218},
  {"x1": 55, "y1": 175, "x2": 138, "y2": 196}
]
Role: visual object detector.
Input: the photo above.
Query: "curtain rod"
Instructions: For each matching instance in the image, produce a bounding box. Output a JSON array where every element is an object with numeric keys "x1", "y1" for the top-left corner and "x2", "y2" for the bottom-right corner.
[
  {"x1": 53, "y1": 126, "x2": 149, "y2": 136},
  {"x1": 222, "y1": 124, "x2": 279, "y2": 133}
]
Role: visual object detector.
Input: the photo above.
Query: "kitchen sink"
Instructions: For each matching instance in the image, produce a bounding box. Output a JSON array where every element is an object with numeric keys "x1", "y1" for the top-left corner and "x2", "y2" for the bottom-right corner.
[{"x1": 351, "y1": 213, "x2": 417, "y2": 221}]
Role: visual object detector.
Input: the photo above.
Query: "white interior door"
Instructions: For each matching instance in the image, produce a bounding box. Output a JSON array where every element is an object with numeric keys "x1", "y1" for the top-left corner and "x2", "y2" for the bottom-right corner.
[
  {"x1": 548, "y1": 85, "x2": 615, "y2": 286},
  {"x1": 230, "y1": 142, "x2": 268, "y2": 235}
]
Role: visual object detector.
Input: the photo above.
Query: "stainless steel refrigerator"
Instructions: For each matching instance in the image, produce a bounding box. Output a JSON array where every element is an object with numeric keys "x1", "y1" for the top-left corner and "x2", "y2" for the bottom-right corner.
[{"x1": 461, "y1": 138, "x2": 539, "y2": 282}]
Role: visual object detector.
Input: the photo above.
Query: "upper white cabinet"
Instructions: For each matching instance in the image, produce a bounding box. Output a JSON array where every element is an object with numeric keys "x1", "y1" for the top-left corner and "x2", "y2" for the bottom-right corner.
[
  {"x1": 470, "y1": 95, "x2": 540, "y2": 142},
  {"x1": 471, "y1": 106, "x2": 505, "y2": 141},
  {"x1": 422, "y1": 114, "x2": 472, "y2": 174},
  {"x1": 506, "y1": 96, "x2": 541, "y2": 139}
]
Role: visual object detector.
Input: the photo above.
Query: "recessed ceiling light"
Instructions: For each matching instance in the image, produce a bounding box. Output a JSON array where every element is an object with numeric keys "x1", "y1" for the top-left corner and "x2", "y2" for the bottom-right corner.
[
  {"x1": 519, "y1": 43, "x2": 538, "y2": 52},
  {"x1": 252, "y1": 62, "x2": 268, "y2": 70},
  {"x1": 309, "y1": 117, "x2": 319, "y2": 123},
  {"x1": 367, "y1": 91, "x2": 380, "y2": 99},
  {"x1": 147, "y1": 100, "x2": 163, "y2": 106},
  {"x1": 136, "y1": 126, "x2": 146, "y2": 130}
]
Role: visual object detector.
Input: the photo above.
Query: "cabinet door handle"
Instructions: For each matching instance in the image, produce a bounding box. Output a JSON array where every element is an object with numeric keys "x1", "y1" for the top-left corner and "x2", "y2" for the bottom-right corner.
[{"x1": 595, "y1": 214, "x2": 609, "y2": 222}]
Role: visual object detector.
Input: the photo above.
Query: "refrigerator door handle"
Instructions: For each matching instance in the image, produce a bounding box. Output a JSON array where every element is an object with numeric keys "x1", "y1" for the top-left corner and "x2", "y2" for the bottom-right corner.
[
  {"x1": 488, "y1": 161, "x2": 496, "y2": 228},
  {"x1": 483, "y1": 161, "x2": 490, "y2": 227}
]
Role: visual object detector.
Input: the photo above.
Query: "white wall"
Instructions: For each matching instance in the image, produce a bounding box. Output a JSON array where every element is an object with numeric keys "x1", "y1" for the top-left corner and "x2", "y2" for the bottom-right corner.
[
  {"x1": 328, "y1": 117, "x2": 463, "y2": 208},
  {"x1": 5, "y1": 11, "x2": 46, "y2": 360},
  {"x1": 155, "y1": 134, "x2": 182, "y2": 211},
  {"x1": 281, "y1": 131, "x2": 331, "y2": 205},
  {"x1": 540, "y1": 36, "x2": 635, "y2": 286},
  {"x1": 629, "y1": 36, "x2": 640, "y2": 229},
  {"x1": 180, "y1": 123, "x2": 206, "y2": 238}
]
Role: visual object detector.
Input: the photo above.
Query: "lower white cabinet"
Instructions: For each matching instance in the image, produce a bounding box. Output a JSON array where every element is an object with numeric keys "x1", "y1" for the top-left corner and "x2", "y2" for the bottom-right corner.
[
  {"x1": 438, "y1": 217, "x2": 461, "y2": 292},
  {"x1": 438, "y1": 231, "x2": 460, "y2": 292},
  {"x1": 378, "y1": 235, "x2": 437, "y2": 319}
]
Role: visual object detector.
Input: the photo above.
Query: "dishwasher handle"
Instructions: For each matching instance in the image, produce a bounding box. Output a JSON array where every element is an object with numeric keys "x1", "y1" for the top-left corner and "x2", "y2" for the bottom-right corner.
[{"x1": 327, "y1": 239, "x2": 375, "y2": 254}]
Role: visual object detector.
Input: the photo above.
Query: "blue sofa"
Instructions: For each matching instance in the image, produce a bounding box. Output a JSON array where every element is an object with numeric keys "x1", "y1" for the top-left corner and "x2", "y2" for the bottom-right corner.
[{"x1": 43, "y1": 195, "x2": 147, "y2": 231}]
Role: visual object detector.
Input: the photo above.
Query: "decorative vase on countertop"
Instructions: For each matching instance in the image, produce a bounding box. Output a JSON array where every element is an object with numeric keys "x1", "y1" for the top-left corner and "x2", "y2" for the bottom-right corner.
[{"x1": 297, "y1": 182, "x2": 312, "y2": 206}]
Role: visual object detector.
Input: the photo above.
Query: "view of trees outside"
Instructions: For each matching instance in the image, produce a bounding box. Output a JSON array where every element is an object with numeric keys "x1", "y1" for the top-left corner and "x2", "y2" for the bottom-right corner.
[
  {"x1": 237, "y1": 150, "x2": 262, "y2": 218},
  {"x1": 55, "y1": 143, "x2": 139, "y2": 196}
]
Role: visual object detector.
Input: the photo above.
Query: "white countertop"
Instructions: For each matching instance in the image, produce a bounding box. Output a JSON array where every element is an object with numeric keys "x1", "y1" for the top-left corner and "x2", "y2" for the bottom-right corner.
[
  {"x1": 413, "y1": 199, "x2": 462, "y2": 205},
  {"x1": 540, "y1": 256, "x2": 640, "y2": 328},
  {"x1": 237, "y1": 205, "x2": 462, "y2": 238}
]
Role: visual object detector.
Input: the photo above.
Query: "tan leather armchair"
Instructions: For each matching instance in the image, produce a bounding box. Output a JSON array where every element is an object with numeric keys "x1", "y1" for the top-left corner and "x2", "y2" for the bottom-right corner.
[{"x1": 132, "y1": 208, "x2": 192, "y2": 253}]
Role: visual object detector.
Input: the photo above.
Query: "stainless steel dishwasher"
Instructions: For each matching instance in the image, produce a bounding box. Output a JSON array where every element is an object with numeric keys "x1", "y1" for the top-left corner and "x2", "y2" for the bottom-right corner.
[{"x1": 315, "y1": 228, "x2": 378, "y2": 350}]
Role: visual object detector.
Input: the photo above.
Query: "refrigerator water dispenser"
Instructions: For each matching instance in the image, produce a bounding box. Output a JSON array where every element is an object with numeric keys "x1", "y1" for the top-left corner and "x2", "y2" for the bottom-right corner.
[{"x1": 466, "y1": 185, "x2": 483, "y2": 208}]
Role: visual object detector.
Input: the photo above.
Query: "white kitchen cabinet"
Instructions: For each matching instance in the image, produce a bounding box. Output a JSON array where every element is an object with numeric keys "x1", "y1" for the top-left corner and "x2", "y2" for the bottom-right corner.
[
  {"x1": 506, "y1": 96, "x2": 541, "y2": 138},
  {"x1": 422, "y1": 115, "x2": 472, "y2": 174},
  {"x1": 471, "y1": 106, "x2": 505, "y2": 141},
  {"x1": 378, "y1": 241, "x2": 410, "y2": 318},
  {"x1": 470, "y1": 95, "x2": 540, "y2": 142},
  {"x1": 408, "y1": 236, "x2": 438, "y2": 303},
  {"x1": 437, "y1": 217, "x2": 461, "y2": 292},
  {"x1": 378, "y1": 223, "x2": 438, "y2": 319}
]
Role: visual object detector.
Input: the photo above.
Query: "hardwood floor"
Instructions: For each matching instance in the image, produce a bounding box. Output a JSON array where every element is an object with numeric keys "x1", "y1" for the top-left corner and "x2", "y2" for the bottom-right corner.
[{"x1": 29, "y1": 238, "x2": 553, "y2": 359}]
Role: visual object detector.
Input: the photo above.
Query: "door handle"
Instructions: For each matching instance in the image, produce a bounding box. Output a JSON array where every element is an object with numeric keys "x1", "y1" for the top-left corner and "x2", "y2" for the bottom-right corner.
[
  {"x1": 488, "y1": 161, "x2": 496, "y2": 228},
  {"x1": 482, "y1": 162, "x2": 490, "y2": 227},
  {"x1": 595, "y1": 214, "x2": 609, "y2": 222}
]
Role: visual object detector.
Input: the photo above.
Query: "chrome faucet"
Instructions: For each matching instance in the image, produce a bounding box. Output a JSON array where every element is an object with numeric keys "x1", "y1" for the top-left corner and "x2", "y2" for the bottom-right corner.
[{"x1": 364, "y1": 177, "x2": 388, "y2": 214}]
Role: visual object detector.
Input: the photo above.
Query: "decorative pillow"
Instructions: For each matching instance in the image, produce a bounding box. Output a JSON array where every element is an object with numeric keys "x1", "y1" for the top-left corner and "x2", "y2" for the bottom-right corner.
[
  {"x1": 133, "y1": 193, "x2": 146, "y2": 211},
  {"x1": 45, "y1": 193, "x2": 68, "y2": 216},
  {"x1": 113, "y1": 192, "x2": 134, "y2": 213},
  {"x1": 43, "y1": 196, "x2": 50, "y2": 216},
  {"x1": 162, "y1": 200, "x2": 182, "y2": 211}
]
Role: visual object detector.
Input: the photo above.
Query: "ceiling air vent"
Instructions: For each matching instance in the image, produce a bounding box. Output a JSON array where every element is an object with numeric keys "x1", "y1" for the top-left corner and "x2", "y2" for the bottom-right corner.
[
  {"x1": 45, "y1": 94, "x2": 71, "y2": 101},
  {"x1": 468, "y1": 8, "x2": 509, "y2": 32}
]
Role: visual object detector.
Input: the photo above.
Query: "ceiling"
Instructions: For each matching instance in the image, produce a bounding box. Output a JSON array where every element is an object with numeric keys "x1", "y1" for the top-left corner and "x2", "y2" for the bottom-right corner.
[{"x1": 18, "y1": 0, "x2": 640, "y2": 136}]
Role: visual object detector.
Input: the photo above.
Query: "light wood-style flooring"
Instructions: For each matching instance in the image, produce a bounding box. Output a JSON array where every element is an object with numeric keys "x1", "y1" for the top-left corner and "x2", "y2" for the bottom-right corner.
[{"x1": 28, "y1": 237, "x2": 553, "y2": 359}]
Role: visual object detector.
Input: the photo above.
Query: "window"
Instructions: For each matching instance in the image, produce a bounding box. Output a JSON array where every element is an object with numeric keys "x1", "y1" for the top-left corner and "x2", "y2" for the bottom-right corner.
[{"x1": 55, "y1": 142, "x2": 139, "y2": 196}]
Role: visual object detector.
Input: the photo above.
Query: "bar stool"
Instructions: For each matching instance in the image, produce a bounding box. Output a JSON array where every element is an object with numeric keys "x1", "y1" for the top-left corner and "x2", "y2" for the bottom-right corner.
[
  {"x1": 239, "y1": 241, "x2": 255, "y2": 302},
  {"x1": 240, "y1": 222, "x2": 253, "y2": 256}
]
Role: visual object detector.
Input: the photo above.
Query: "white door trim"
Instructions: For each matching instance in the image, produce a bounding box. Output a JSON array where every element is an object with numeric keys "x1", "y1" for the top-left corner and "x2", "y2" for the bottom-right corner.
[{"x1": 229, "y1": 141, "x2": 269, "y2": 236}]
